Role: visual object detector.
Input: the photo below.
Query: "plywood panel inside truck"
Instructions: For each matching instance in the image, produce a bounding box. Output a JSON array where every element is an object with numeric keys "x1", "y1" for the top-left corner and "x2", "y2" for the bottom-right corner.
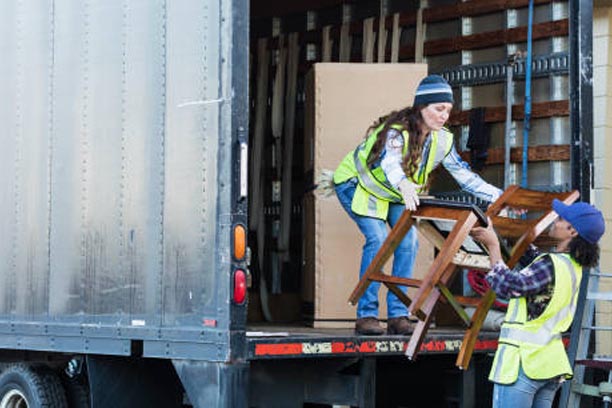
[{"x1": 303, "y1": 63, "x2": 432, "y2": 326}]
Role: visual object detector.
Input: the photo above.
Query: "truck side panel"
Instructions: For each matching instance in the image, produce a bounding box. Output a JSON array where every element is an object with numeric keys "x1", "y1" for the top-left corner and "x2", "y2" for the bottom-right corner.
[{"x1": 0, "y1": 0, "x2": 240, "y2": 362}]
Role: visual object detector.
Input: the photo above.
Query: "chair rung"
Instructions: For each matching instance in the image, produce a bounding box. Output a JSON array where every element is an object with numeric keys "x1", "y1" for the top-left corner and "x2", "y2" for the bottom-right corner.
[
  {"x1": 453, "y1": 296, "x2": 482, "y2": 307},
  {"x1": 369, "y1": 272, "x2": 422, "y2": 288}
]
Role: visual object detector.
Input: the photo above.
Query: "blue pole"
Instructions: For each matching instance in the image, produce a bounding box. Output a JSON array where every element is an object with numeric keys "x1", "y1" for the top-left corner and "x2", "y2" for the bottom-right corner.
[{"x1": 522, "y1": 0, "x2": 534, "y2": 188}]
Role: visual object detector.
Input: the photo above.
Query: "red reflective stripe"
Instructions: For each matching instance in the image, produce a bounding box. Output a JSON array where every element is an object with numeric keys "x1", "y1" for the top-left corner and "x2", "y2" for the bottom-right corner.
[
  {"x1": 419, "y1": 340, "x2": 446, "y2": 352},
  {"x1": 331, "y1": 341, "x2": 376, "y2": 353},
  {"x1": 254, "y1": 338, "x2": 499, "y2": 356},
  {"x1": 473, "y1": 339, "x2": 498, "y2": 350},
  {"x1": 255, "y1": 343, "x2": 302, "y2": 356},
  {"x1": 331, "y1": 342, "x2": 348, "y2": 353},
  {"x1": 359, "y1": 341, "x2": 377, "y2": 352}
]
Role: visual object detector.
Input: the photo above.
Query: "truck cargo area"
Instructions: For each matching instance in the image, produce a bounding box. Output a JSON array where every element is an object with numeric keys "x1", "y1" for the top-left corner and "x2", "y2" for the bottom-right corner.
[{"x1": 0, "y1": 0, "x2": 597, "y2": 407}]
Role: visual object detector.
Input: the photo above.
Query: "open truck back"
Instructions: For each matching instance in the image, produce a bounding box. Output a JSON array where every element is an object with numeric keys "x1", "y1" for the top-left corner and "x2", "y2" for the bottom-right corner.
[{"x1": 0, "y1": 0, "x2": 592, "y2": 407}]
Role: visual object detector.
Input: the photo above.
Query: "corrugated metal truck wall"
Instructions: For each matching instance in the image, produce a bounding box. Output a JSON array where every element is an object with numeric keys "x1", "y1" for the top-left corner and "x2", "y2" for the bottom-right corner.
[{"x1": 0, "y1": 0, "x2": 234, "y2": 358}]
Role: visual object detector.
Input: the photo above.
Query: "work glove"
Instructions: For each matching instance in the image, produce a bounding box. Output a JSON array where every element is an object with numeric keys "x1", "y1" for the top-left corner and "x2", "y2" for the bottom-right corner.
[
  {"x1": 315, "y1": 169, "x2": 336, "y2": 198},
  {"x1": 397, "y1": 179, "x2": 422, "y2": 212}
]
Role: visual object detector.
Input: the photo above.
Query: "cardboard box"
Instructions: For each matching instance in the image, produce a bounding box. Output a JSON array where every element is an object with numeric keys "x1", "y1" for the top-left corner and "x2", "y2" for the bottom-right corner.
[{"x1": 302, "y1": 63, "x2": 432, "y2": 327}]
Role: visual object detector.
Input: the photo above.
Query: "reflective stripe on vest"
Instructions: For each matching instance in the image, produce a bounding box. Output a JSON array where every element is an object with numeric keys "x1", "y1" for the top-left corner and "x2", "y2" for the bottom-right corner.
[
  {"x1": 353, "y1": 147, "x2": 402, "y2": 202},
  {"x1": 499, "y1": 255, "x2": 579, "y2": 346},
  {"x1": 334, "y1": 125, "x2": 454, "y2": 219},
  {"x1": 491, "y1": 342, "x2": 513, "y2": 380},
  {"x1": 353, "y1": 128, "x2": 453, "y2": 198}
]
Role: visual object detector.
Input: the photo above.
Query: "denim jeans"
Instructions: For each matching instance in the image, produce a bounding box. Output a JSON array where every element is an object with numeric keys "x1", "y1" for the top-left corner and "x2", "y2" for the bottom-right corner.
[
  {"x1": 335, "y1": 179, "x2": 418, "y2": 319},
  {"x1": 492, "y1": 365, "x2": 561, "y2": 408}
]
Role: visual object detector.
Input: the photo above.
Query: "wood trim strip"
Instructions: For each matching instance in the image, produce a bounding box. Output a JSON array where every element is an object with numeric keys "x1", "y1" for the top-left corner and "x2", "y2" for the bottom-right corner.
[
  {"x1": 447, "y1": 100, "x2": 569, "y2": 126},
  {"x1": 259, "y1": 0, "x2": 557, "y2": 47},
  {"x1": 458, "y1": 145, "x2": 570, "y2": 165},
  {"x1": 400, "y1": 19, "x2": 568, "y2": 58},
  {"x1": 424, "y1": 0, "x2": 553, "y2": 23}
]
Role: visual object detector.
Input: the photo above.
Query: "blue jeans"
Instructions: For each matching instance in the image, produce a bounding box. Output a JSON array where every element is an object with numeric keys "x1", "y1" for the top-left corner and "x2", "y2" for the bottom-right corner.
[
  {"x1": 492, "y1": 366, "x2": 561, "y2": 408},
  {"x1": 335, "y1": 179, "x2": 418, "y2": 319}
]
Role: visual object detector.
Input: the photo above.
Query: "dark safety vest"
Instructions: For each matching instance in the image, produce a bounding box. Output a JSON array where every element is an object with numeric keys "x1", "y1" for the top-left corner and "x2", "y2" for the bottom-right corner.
[
  {"x1": 489, "y1": 253, "x2": 582, "y2": 384},
  {"x1": 333, "y1": 123, "x2": 453, "y2": 219}
]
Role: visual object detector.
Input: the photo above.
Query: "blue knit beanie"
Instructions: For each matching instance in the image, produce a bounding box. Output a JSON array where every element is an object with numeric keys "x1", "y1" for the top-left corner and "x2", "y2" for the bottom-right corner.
[{"x1": 413, "y1": 75, "x2": 454, "y2": 106}]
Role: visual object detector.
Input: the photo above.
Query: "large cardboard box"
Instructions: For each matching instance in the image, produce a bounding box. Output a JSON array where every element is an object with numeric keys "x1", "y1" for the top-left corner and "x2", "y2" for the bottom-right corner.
[{"x1": 302, "y1": 63, "x2": 432, "y2": 327}]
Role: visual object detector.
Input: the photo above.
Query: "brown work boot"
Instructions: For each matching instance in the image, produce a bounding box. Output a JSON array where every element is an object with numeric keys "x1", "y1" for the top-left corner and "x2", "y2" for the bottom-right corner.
[
  {"x1": 387, "y1": 317, "x2": 414, "y2": 335},
  {"x1": 355, "y1": 317, "x2": 384, "y2": 335}
]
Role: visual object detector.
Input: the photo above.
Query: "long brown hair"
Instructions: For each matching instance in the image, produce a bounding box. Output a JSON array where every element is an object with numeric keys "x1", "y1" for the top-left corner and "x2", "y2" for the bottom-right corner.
[{"x1": 365, "y1": 105, "x2": 427, "y2": 181}]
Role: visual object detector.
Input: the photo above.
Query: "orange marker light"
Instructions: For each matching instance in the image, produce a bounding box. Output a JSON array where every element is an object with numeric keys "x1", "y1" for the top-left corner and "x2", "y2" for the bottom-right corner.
[{"x1": 234, "y1": 224, "x2": 246, "y2": 260}]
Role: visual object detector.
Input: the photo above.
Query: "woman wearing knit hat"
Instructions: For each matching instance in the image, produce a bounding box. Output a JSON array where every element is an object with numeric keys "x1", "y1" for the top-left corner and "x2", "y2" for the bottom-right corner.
[
  {"x1": 470, "y1": 200, "x2": 605, "y2": 408},
  {"x1": 333, "y1": 74, "x2": 503, "y2": 335}
]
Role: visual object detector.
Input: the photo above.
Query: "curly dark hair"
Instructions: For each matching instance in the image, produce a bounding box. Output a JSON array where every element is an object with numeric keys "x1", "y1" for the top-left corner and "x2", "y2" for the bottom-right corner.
[
  {"x1": 568, "y1": 235, "x2": 600, "y2": 268},
  {"x1": 365, "y1": 105, "x2": 428, "y2": 182}
]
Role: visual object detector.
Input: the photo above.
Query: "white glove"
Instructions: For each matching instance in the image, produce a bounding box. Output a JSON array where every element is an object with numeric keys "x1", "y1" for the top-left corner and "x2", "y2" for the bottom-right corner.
[
  {"x1": 315, "y1": 169, "x2": 336, "y2": 198},
  {"x1": 397, "y1": 179, "x2": 422, "y2": 211}
]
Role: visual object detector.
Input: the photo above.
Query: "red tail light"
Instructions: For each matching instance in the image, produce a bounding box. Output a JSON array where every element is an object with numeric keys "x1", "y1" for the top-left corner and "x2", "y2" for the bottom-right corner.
[{"x1": 233, "y1": 269, "x2": 246, "y2": 304}]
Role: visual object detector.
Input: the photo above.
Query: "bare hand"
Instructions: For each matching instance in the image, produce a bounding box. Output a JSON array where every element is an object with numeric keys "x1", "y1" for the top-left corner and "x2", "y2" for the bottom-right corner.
[{"x1": 470, "y1": 217, "x2": 498, "y2": 247}]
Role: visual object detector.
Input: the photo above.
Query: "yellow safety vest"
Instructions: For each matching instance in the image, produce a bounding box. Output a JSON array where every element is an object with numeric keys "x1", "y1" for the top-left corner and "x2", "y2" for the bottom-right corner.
[
  {"x1": 489, "y1": 253, "x2": 582, "y2": 384},
  {"x1": 333, "y1": 123, "x2": 454, "y2": 219}
]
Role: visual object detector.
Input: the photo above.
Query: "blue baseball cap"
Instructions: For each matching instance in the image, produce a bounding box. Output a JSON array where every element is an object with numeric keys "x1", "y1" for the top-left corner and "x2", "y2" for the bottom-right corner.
[
  {"x1": 413, "y1": 75, "x2": 454, "y2": 107},
  {"x1": 552, "y1": 199, "x2": 605, "y2": 244}
]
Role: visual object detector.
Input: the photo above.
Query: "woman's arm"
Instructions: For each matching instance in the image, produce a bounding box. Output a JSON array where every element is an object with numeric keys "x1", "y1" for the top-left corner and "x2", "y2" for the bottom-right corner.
[
  {"x1": 380, "y1": 129, "x2": 422, "y2": 210},
  {"x1": 485, "y1": 256, "x2": 554, "y2": 299},
  {"x1": 379, "y1": 128, "x2": 407, "y2": 188},
  {"x1": 471, "y1": 223, "x2": 553, "y2": 298},
  {"x1": 442, "y1": 144, "x2": 503, "y2": 203}
]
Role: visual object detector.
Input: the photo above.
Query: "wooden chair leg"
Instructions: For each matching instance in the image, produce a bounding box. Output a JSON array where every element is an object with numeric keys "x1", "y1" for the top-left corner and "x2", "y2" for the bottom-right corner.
[
  {"x1": 406, "y1": 261, "x2": 464, "y2": 361},
  {"x1": 348, "y1": 210, "x2": 415, "y2": 305},
  {"x1": 455, "y1": 289, "x2": 496, "y2": 370},
  {"x1": 409, "y1": 212, "x2": 478, "y2": 316},
  {"x1": 405, "y1": 287, "x2": 440, "y2": 361},
  {"x1": 410, "y1": 263, "x2": 455, "y2": 321}
]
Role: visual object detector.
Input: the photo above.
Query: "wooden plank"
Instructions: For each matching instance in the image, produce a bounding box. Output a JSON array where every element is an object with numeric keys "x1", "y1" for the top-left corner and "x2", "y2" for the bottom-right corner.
[
  {"x1": 256, "y1": 0, "x2": 560, "y2": 50},
  {"x1": 448, "y1": 100, "x2": 569, "y2": 126},
  {"x1": 400, "y1": 19, "x2": 568, "y2": 58},
  {"x1": 253, "y1": 0, "x2": 553, "y2": 35},
  {"x1": 459, "y1": 145, "x2": 570, "y2": 165},
  {"x1": 424, "y1": 0, "x2": 553, "y2": 23},
  {"x1": 251, "y1": 0, "x2": 354, "y2": 19},
  {"x1": 501, "y1": 188, "x2": 580, "y2": 209}
]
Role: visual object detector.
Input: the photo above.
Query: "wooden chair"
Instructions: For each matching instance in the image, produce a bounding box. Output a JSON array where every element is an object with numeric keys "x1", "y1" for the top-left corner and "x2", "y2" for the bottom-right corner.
[
  {"x1": 485, "y1": 185, "x2": 579, "y2": 268},
  {"x1": 348, "y1": 185, "x2": 579, "y2": 370}
]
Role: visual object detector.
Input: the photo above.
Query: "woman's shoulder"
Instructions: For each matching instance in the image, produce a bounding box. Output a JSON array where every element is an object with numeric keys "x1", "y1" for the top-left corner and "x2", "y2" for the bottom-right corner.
[{"x1": 383, "y1": 127, "x2": 406, "y2": 146}]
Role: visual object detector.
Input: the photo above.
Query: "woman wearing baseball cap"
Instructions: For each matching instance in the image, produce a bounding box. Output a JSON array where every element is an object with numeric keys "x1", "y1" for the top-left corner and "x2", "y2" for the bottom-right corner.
[
  {"x1": 333, "y1": 74, "x2": 503, "y2": 335},
  {"x1": 471, "y1": 200, "x2": 605, "y2": 408}
]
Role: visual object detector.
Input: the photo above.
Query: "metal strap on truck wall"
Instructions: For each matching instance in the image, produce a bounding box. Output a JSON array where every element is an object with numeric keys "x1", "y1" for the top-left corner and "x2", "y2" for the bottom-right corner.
[{"x1": 435, "y1": 52, "x2": 569, "y2": 87}]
